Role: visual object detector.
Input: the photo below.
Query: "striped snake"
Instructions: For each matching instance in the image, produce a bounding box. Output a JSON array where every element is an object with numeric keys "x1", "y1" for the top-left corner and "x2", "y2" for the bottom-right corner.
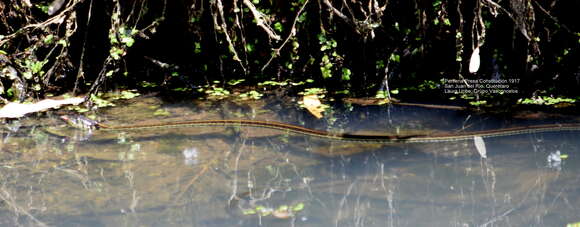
[{"x1": 60, "y1": 115, "x2": 580, "y2": 143}]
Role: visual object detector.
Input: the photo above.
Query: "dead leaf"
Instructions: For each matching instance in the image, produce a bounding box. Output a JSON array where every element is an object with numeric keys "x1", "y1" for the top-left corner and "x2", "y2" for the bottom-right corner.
[
  {"x1": 302, "y1": 95, "x2": 324, "y2": 119},
  {"x1": 0, "y1": 97, "x2": 84, "y2": 118}
]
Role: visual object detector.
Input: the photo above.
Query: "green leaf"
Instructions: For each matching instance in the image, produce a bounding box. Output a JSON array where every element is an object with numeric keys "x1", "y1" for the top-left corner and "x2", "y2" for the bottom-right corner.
[
  {"x1": 376, "y1": 60, "x2": 385, "y2": 69},
  {"x1": 330, "y1": 40, "x2": 337, "y2": 48},
  {"x1": 336, "y1": 90, "x2": 349, "y2": 95},
  {"x1": 43, "y1": 34, "x2": 54, "y2": 44},
  {"x1": 292, "y1": 203, "x2": 305, "y2": 211},
  {"x1": 375, "y1": 90, "x2": 388, "y2": 98},
  {"x1": 443, "y1": 18, "x2": 451, "y2": 26},
  {"x1": 110, "y1": 47, "x2": 124, "y2": 60},
  {"x1": 274, "y1": 22, "x2": 283, "y2": 32},
  {"x1": 277, "y1": 205, "x2": 289, "y2": 211},
  {"x1": 90, "y1": 94, "x2": 115, "y2": 107},
  {"x1": 433, "y1": 19, "x2": 439, "y2": 26},
  {"x1": 341, "y1": 68, "x2": 351, "y2": 81},
  {"x1": 321, "y1": 55, "x2": 330, "y2": 63},
  {"x1": 109, "y1": 33, "x2": 118, "y2": 44},
  {"x1": 321, "y1": 67, "x2": 332, "y2": 79},
  {"x1": 389, "y1": 54, "x2": 400, "y2": 63},
  {"x1": 242, "y1": 209, "x2": 257, "y2": 215},
  {"x1": 194, "y1": 42, "x2": 202, "y2": 54},
  {"x1": 153, "y1": 109, "x2": 170, "y2": 116},
  {"x1": 140, "y1": 81, "x2": 158, "y2": 88},
  {"x1": 227, "y1": 79, "x2": 245, "y2": 85},
  {"x1": 120, "y1": 90, "x2": 140, "y2": 99}
]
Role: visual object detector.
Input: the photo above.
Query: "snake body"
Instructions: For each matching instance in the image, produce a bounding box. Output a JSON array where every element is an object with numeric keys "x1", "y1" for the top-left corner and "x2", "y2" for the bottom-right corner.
[{"x1": 67, "y1": 117, "x2": 580, "y2": 143}]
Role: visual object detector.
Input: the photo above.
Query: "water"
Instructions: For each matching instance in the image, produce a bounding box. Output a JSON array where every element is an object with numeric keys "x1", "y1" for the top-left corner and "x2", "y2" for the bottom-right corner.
[{"x1": 1, "y1": 96, "x2": 580, "y2": 227}]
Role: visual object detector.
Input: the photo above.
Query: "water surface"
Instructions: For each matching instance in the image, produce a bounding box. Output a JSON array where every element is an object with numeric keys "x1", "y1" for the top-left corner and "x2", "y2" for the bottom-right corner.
[{"x1": 1, "y1": 96, "x2": 580, "y2": 227}]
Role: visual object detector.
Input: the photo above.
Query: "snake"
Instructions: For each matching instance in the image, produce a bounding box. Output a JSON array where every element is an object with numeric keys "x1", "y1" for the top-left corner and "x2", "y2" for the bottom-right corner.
[{"x1": 60, "y1": 115, "x2": 580, "y2": 144}]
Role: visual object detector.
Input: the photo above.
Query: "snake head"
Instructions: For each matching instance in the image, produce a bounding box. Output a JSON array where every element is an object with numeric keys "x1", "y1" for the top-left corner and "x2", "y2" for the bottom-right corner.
[{"x1": 60, "y1": 115, "x2": 100, "y2": 130}]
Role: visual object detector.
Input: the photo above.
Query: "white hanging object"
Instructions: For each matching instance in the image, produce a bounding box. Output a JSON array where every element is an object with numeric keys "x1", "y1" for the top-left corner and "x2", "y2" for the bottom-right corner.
[
  {"x1": 473, "y1": 136, "x2": 487, "y2": 159},
  {"x1": 468, "y1": 47, "x2": 481, "y2": 73}
]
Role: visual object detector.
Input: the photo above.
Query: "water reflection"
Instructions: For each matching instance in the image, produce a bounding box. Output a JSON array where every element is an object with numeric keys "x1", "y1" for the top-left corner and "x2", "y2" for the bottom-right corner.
[
  {"x1": 0, "y1": 97, "x2": 579, "y2": 226},
  {"x1": 546, "y1": 150, "x2": 563, "y2": 170},
  {"x1": 183, "y1": 147, "x2": 199, "y2": 166}
]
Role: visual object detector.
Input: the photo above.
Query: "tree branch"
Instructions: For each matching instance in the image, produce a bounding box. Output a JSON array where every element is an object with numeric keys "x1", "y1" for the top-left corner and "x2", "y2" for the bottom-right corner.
[
  {"x1": 261, "y1": 0, "x2": 310, "y2": 71},
  {"x1": 242, "y1": 0, "x2": 280, "y2": 40}
]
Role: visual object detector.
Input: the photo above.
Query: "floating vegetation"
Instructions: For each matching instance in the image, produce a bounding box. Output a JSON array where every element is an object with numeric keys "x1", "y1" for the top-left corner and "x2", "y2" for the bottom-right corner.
[
  {"x1": 197, "y1": 84, "x2": 231, "y2": 100},
  {"x1": 518, "y1": 96, "x2": 576, "y2": 106},
  {"x1": 239, "y1": 90, "x2": 263, "y2": 100},
  {"x1": 227, "y1": 79, "x2": 245, "y2": 86},
  {"x1": 399, "y1": 80, "x2": 442, "y2": 92},
  {"x1": 153, "y1": 108, "x2": 171, "y2": 116},
  {"x1": 241, "y1": 202, "x2": 306, "y2": 219}
]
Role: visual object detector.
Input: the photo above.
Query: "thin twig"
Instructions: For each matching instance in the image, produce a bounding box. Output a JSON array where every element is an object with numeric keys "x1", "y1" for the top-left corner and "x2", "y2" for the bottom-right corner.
[
  {"x1": 0, "y1": 0, "x2": 84, "y2": 46},
  {"x1": 215, "y1": 0, "x2": 247, "y2": 73},
  {"x1": 532, "y1": 1, "x2": 572, "y2": 34},
  {"x1": 261, "y1": 0, "x2": 310, "y2": 71}
]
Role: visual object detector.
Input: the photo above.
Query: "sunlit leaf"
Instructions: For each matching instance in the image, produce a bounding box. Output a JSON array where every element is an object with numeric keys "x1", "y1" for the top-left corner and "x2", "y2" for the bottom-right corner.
[
  {"x1": 120, "y1": 90, "x2": 140, "y2": 99},
  {"x1": 43, "y1": 34, "x2": 54, "y2": 44},
  {"x1": 242, "y1": 209, "x2": 256, "y2": 215},
  {"x1": 277, "y1": 205, "x2": 289, "y2": 211},
  {"x1": 341, "y1": 68, "x2": 351, "y2": 81},
  {"x1": 153, "y1": 109, "x2": 170, "y2": 116},
  {"x1": 303, "y1": 94, "x2": 324, "y2": 119},
  {"x1": 292, "y1": 202, "x2": 305, "y2": 211}
]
